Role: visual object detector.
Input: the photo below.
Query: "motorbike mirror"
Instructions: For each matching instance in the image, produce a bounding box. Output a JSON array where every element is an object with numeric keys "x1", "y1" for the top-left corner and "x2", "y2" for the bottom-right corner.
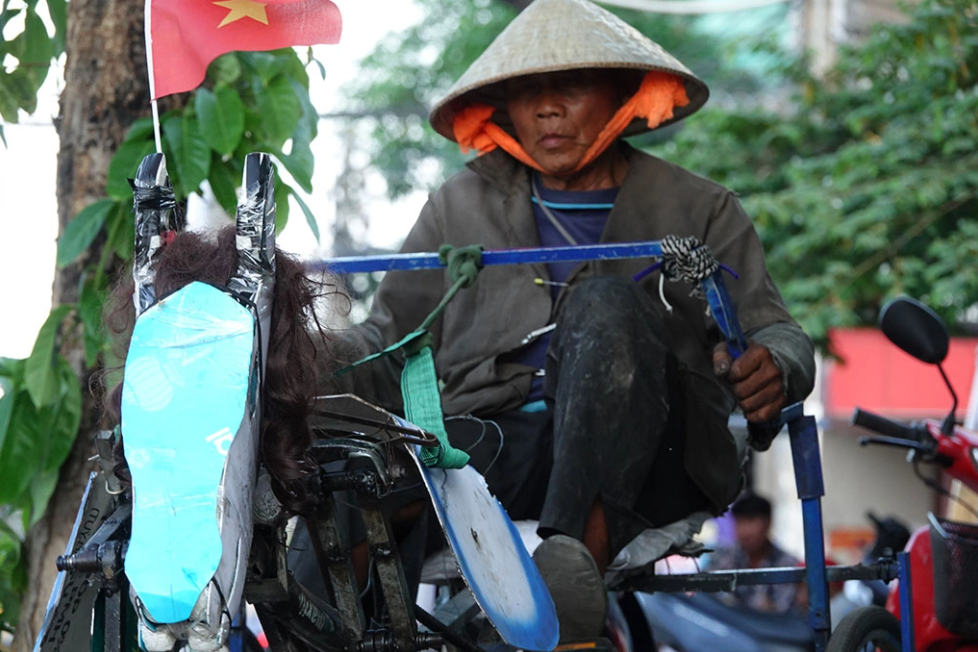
[{"x1": 879, "y1": 297, "x2": 949, "y2": 365}]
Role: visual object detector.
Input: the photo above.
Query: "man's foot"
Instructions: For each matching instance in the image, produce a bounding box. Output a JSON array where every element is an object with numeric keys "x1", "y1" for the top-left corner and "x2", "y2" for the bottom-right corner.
[{"x1": 532, "y1": 534, "x2": 608, "y2": 642}]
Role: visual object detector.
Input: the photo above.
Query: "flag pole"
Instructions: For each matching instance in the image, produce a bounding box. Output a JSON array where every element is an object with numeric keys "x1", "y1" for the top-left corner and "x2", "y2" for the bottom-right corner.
[{"x1": 144, "y1": 0, "x2": 162, "y2": 153}]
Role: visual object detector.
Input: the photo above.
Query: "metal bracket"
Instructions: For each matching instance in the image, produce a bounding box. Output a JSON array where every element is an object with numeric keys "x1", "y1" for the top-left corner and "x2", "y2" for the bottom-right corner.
[
  {"x1": 359, "y1": 498, "x2": 417, "y2": 651},
  {"x1": 306, "y1": 492, "x2": 366, "y2": 644}
]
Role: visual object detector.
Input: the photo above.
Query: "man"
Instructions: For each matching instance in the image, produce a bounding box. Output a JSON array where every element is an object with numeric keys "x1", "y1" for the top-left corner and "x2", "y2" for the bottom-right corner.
[
  {"x1": 336, "y1": 0, "x2": 815, "y2": 640},
  {"x1": 709, "y1": 492, "x2": 802, "y2": 614}
]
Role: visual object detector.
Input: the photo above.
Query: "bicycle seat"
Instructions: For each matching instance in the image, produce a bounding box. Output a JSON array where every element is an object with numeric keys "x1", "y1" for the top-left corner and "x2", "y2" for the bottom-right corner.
[{"x1": 310, "y1": 393, "x2": 438, "y2": 447}]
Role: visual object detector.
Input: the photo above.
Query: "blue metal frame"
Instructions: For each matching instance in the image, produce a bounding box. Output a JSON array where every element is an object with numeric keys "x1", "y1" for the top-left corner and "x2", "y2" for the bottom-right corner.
[
  {"x1": 702, "y1": 274, "x2": 747, "y2": 357},
  {"x1": 323, "y1": 241, "x2": 914, "y2": 652},
  {"x1": 898, "y1": 552, "x2": 915, "y2": 651},
  {"x1": 323, "y1": 241, "x2": 665, "y2": 274},
  {"x1": 323, "y1": 241, "x2": 750, "y2": 356},
  {"x1": 626, "y1": 563, "x2": 895, "y2": 593},
  {"x1": 788, "y1": 412, "x2": 831, "y2": 652}
]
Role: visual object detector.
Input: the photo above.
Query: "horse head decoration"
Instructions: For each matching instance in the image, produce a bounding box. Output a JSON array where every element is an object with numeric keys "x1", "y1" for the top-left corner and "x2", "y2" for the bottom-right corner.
[{"x1": 122, "y1": 152, "x2": 275, "y2": 651}]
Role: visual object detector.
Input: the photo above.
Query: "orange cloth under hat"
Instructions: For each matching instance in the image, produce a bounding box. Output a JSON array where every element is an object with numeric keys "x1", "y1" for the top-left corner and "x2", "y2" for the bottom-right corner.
[{"x1": 453, "y1": 70, "x2": 689, "y2": 174}]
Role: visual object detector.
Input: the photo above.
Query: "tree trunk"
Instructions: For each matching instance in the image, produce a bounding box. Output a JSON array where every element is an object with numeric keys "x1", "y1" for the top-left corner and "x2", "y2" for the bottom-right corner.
[{"x1": 10, "y1": 0, "x2": 149, "y2": 647}]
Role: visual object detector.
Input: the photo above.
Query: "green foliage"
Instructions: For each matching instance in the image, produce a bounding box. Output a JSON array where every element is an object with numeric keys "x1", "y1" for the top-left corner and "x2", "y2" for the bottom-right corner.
[
  {"x1": 0, "y1": 349, "x2": 80, "y2": 631},
  {"x1": 0, "y1": 8, "x2": 325, "y2": 629},
  {"x1": 345, "y1": 0, "x2": 769, "y2": 197},
  {"x1": 56, "y1": 199, "x2": 118, "y2": 268},
  {"x1": 123, "y1": 50, "x2": 318, "y2": 231},
  {"x1": 0, "y1": 0, "x2": 64, "y2": 130},
  {"x1": 23, "y1": 306, "x2": 72, "y2": 407},
  {"x1": 647, "y1": 0, "x2": 978, "y2": 347},
  {"x1": 195, "y1": 86, "x2": 245, "y2": 156}
]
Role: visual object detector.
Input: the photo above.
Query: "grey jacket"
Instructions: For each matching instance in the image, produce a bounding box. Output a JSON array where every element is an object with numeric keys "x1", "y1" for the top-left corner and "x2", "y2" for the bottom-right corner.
[{"x1": 334, "y1": 144, "x2": 815, "y2": 512}]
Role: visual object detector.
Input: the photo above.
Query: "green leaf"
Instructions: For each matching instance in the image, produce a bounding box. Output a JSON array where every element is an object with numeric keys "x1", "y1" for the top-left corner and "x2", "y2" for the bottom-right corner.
[
  {"x1": 105, "y1": 200, "x2": 134, "y2": 261},
  {"x1": 26, "y1": 470, "x2": 58, "y2": 528},
  {"x1": 239, "y1": 52, "x2": 279, "y2": 82},
  {"x1": 256, "y1": 75, "x2": 301, "y2": 145},
  {"x1": 56, "y1": 199, "x2": 116, "y2": 268},
  {"x1": 0, "y1": 516, "x2": 18, "y2": 542},
  {"x1": 307, "y1": 48, "x2": 326, "y2": 80},
  {"x1": 164, "y1": 114, "x2": 211, "y2": 197},
  {"x1": 126, "y1": 117, "x2": 157, "y2": 142},
  {"x1": 0, "y1": 124, "x2": 6, "y2": 148},
  {"x1": 13, "y1": 67, "x2": 44, "y2": 110},
  {"x1": 0, "y1": 381, "x2": 15, "y2": 460},
  {"x1": 41, "y1": 359, "x2": 80, "y2": 473},
  {"x1": 208, "y1": 156, "x2": 240, "y2": 215},
  {"x1": 0, "y1": 7, "x2": 23, "y2": 33},
  {"x1": 0, "y1": 71, "x2": 28, "y2": 121},
  {"x1": 22, "y1": 9, "x2": 54, "y2": 65},
  {"x1": 107, "y1": 138, "x2": 156, "y2": 200},
  {"x1": 274, "y1": 178, "x2": 290, "y2": 234},
  {"x1": 280, "y1": 51, "x2": 309, "y2": 88},
  {"x1": 47, "y1": 0, "x2": 67, "y2": 55},
  {"x1": 195, "y1": 85, "x2": 244, "y2": 156},
  {"x1": 276, "y1": 79, "x2": 317, "y2": 193},
  {"x1": 79, "y1": 275, "x2": 107, "y2": 367},
  {"x1": 0, "y1": 525, "x2": 25, "y2": 627},
  {"x1": 23, "y1": 305, "x2": 72, "y2": 408},
  {"x1": 0, "y1": 392, "x2": 41, "y2": 505},
  {"x1": 27, "y1": 469, "x2": 58, "y2": 528},
  {"x1": 0, "y1": 358, "x2": 25, "y2": 383},
  {"x1": 291, "y1": 189, "x2": 320, "y2": 243},
  {"x1": 209, "y1": 53, "x2": 243, "y2": 85}
]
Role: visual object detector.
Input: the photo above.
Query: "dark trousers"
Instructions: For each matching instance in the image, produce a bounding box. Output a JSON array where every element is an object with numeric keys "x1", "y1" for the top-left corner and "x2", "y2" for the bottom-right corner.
[{"x1": 448, "y1": 276, "x2": 708, "y2": 558}]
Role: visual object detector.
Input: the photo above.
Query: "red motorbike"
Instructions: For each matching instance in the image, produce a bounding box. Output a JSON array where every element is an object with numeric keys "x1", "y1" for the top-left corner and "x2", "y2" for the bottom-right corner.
[{"x1": 846, "y1": 296, "x2": 978, "y2": 652}]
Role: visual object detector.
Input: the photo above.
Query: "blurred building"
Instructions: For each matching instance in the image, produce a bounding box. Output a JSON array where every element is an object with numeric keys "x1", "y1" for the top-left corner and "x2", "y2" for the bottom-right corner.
[
  {"x1": 752, "y1": 328, "x2": 978, "y2": 563},
  {"x1": 795, "y1": 0, "x2": 922, "y2": 74}
]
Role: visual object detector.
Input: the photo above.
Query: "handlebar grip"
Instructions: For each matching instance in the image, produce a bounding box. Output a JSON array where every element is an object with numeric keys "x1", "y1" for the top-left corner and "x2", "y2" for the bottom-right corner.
[{"x1": 852, "y1": 408, "x2": 916, "y2": 440}]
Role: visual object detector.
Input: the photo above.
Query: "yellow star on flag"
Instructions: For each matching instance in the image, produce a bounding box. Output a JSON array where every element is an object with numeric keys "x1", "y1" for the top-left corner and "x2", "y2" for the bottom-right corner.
[{"x1": 214, "y1": 0, "x2": 268, "y2": 28}]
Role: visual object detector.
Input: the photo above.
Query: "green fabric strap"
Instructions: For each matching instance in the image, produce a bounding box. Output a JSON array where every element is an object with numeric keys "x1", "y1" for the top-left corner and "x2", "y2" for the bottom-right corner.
[
  {"x1": 402, "y1": 342, "x2": 470, "y2": 469},
  {"x1": 333, "y1": 244, "x2": 483, "y2": 469},
  {"x1": 334, "y1": 330, "x2": 428, "y2": 376}
]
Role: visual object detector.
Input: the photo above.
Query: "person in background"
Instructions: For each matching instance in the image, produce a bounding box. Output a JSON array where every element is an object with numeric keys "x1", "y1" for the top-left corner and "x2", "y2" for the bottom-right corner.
[{"x1": 709, "y1": 492, "x2": 802, "y2": 613}]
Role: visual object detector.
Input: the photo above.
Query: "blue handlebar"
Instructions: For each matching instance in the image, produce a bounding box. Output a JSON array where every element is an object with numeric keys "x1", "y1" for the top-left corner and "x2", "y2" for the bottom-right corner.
[{"x1": 321, "y1": 241, "x2": 749, "y2": 358}]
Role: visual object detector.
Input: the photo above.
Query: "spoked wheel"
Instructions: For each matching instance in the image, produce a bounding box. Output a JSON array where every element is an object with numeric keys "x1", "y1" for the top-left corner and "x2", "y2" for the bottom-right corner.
[{"x1": 826, "y1": 606, "x2": 902, "y2": 652}]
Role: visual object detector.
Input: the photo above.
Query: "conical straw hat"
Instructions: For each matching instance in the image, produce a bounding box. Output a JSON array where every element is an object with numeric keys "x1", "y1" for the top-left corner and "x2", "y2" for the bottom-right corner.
[{"x1": 430, "y1": 0, "x2": 710, "y2": 142}]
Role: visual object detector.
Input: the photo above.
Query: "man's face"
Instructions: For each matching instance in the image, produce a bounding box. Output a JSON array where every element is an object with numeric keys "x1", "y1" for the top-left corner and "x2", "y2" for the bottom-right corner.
[
  {"x1": 735, "y1": 515, "x2": 771, "y2": 556},
  {"x1": 505, "y1": 70, "x2": 623, "y2": 176}
]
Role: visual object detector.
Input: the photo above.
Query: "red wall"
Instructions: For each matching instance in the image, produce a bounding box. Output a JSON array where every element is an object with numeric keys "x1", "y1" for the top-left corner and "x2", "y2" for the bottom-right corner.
[{"x1": 825, "y1": 328, "x2": 978, "y2": 419}]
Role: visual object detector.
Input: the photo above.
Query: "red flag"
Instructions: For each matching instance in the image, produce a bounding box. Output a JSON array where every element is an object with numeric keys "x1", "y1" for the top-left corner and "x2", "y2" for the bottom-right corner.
[{"x1": 148, "y1": 0, "x2": 342, "y2": 99}]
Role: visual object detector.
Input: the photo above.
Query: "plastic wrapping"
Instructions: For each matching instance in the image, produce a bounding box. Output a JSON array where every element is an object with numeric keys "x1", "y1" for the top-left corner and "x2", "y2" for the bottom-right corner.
[
  {"x1": 132, "y1": 154, "x2": 181, "y2": 317},
  {"x1": 229, "y1": 153, "x2": 276, "y2": 380}
]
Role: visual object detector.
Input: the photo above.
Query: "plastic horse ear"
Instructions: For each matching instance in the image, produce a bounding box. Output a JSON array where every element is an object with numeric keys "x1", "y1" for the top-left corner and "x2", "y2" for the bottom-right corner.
[
  {"x1": 229, "y1": 152, "x2": 277, "y2": 375},
  {"x1": 123, "y1": 153, "x2": 276, "y2": 652},
  {"x1": 131, "y1": 152, "x2": 182, "y2": 316}
]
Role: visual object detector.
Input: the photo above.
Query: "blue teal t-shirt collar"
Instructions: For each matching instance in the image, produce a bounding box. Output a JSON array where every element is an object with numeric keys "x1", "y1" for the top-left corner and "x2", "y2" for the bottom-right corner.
[{"x1": 531, "y1": 173, "x2": 620, "y2": 210}]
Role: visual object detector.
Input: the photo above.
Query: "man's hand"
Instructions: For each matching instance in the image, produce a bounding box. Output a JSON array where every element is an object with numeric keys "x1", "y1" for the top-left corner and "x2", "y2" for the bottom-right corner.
[{"x1": 713, "y1": 341, "x2": 786, "y2": 423}]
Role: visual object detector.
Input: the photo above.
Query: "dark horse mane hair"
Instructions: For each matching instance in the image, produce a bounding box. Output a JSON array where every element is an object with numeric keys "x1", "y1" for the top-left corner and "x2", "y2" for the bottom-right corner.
[{"x1": 103, "y1": 226, "x2": 342, "y2": 514}]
